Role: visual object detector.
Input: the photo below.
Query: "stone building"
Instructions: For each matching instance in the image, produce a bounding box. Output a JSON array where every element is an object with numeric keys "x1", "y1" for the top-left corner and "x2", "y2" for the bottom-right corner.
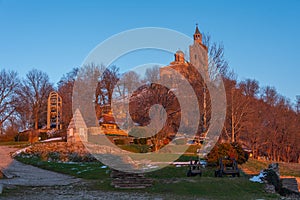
[
  {"x1": 189, "y1": 25, "x2": 208, "y2": 76},
  {"x1": 160, "y1": 25, "x2": 208, "y2": 81},
  {"x1": 160, "y1": 25, "x2": 209, "y2": 137},
  {"x1": 67, "y1": 109, "x2": 88, "y2": 143}
]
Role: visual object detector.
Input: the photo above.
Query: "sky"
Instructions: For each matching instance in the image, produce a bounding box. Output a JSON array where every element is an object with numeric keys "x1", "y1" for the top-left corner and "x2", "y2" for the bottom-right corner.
[{"x1": 0, "y1": 0, "x2": 299, "y2": 103}]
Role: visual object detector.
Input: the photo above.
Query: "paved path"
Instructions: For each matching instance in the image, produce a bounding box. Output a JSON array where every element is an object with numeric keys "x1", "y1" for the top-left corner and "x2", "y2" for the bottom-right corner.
[{"x1": 0, "y1": 146, "x2": 80, "y2": 187}]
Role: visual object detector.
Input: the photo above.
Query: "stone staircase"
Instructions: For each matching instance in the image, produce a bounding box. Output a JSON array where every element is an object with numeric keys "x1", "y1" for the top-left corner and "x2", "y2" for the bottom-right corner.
[{"x1": 110, "y1": 170, "x2": 153, "y2": 189}]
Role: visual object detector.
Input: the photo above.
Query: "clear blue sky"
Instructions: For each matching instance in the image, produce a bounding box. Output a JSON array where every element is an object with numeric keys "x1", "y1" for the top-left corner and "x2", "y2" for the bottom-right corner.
[{"x1": 0, "y1": 0, "x2": 299, "y2": 103}]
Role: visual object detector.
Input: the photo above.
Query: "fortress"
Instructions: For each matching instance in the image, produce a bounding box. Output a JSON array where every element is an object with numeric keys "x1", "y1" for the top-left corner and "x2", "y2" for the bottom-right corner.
[{"x1": 67, "y1": 25, "x2": 210, "y2": 144}]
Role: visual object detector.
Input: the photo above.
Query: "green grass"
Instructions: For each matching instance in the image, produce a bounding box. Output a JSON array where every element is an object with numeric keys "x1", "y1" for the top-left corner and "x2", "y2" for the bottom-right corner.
[
  {"x1": 15, "y1": 155, "x2": 279, "y2": 199},
  {"x1": 147, "y1": 176, "x2": 278, "y2": 200},
  {"x1": 15, "y1": 156, "x2": 110, "y2": 180},
  {"x1": 146, "y1": 165, "x2": 215, "y2": 179},
  {"x1": 144, "y1": 165, "x2": 278, "y2": 199},
  {"x1": 241, "y1": 158, "x2": 300, "y2": 177},
  {"x1": 126, "y1": 153, "x2": 198, "y2": 163}
]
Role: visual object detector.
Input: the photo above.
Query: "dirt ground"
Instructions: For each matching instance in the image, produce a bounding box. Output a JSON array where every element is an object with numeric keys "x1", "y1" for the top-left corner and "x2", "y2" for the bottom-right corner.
[{"x1": 0, "y1": 181, "x2": 172, "y2": 200}]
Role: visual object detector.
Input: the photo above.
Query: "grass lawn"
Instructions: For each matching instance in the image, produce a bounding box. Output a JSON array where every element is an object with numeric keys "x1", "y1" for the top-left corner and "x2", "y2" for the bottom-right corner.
[
  {"x1": 147, "y1": 176, "x2": 277, "y2": 200},
  {"x1": 15, "y1": 155, "x2": 109, "y2": 180},
  {"x1": 15, "y1": 155, "x2": 279, "y2": 199},
  {"x1": 145, "y1": 166, "x2": 279, "y2": 199},
  {"x1": 241, "y1": 158, "x2": 300, "y2": 177}
]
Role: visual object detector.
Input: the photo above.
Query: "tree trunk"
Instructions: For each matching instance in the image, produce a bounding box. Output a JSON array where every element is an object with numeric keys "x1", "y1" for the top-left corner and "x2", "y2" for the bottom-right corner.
[
  {"x1": 231, "y1": 109, "x2": 235, "y2": 143},
  {"x1": 203, "y1": 87, "x2": 207, "y2": 133},
  {"x1": 231, "y1": 89, "x2": 235, "y2": 143},
  {"x1": 34, "y1": 109, "x2": 39, "y2": 130}
]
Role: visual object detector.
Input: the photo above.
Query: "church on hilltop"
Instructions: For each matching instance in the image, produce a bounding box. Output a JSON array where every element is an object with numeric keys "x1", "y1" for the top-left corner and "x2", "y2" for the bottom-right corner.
[
  {"x1": 67, "y1": 25, "x2": 211, "y2": 144},
  {"x1": 160, "y1": 25, "x2": 209, "y2": 81},
  {"x1": 159, "y1": 25, "x2": 210, "y2": 139}
]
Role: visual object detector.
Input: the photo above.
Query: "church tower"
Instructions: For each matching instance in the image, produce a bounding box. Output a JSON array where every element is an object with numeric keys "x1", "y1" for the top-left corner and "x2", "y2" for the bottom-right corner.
[
  {"x1": 193, "y1": 25, "x2": 202, "y2": 43},
  {"x1": 189, "y1": 24, "x2": 208, "y2": 78}
]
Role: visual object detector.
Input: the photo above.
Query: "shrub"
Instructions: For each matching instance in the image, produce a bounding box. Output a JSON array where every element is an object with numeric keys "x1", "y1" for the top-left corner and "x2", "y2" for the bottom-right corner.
[
  {"x1": 231, "y1": 142, "x2": 249, "y2": 164},
  {"x1": 207, "y1": 142, "x2": 248, "y2": 165},
  {"x1": 47, "y1": 152, "x2": 60, "y2": 162},
  {"x1": 15, "y1": 152, "x2": 41, "y2": 160},
  {"x1": 68, "y1": 152, "x2": 83, "y2": 162},
  {"x1": 82, "y1": 153, "x2": 97, "y2": 162}
]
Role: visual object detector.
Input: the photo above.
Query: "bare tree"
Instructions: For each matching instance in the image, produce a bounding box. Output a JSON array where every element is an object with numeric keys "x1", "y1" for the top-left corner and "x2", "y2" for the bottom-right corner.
[
  {"x1": 57, "y1": 68, "x2": 79, "y2": 128},
  {"x1": 116, "y1": 70, "x2": 141, "y2": 98},
  {"x1": 95, "y1": 65, "x2": 119, "y2": 106},
  {"x1": 203, "y1": 34, "x2": 229, "y2": 80},
  {"x1": 72, "y1": 63, "x2": 103, "y2": 126},
  {"x1": 17, "y1": 69, "x2": 53, "y2": 130},
  {"x1": 0, "y1": 70, "x2": 19, "y2": 134},
  {"x1": 296, "y1": 95, "x2": 300, "y2": 114},
  {"x1": 259, "y1": 88, "x2": 281, "y2": 161},
  {"x1": 261, "y1": 86, "x2": 278, "y2": 106},
  {"x1": 222, "y1": 79, "x2": 250, "y2": 143},
  {"x1": 238, "y1": 79, "x2": 260, "y2": 157},
  {"x1": 144, "y1": 65, "x2": 160, "y2": 83},
  {"x1": 239, "y1": 79, "x2": 260, "y2": 98}
]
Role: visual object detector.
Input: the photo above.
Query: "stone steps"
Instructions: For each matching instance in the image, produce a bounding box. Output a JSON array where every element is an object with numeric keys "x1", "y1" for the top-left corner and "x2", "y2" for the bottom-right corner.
[{"x1": 111, "y1": 170, "x2": 153, "y2": 189}]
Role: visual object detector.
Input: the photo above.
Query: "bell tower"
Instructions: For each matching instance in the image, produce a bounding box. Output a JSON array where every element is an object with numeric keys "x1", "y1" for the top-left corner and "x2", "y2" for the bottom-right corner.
[
  {"x1": 189, "y1": 24, "x2": 208, "y2": 77},
  {"x1": 193, "y1": 23, "x2": 202, "y2": 44}
]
